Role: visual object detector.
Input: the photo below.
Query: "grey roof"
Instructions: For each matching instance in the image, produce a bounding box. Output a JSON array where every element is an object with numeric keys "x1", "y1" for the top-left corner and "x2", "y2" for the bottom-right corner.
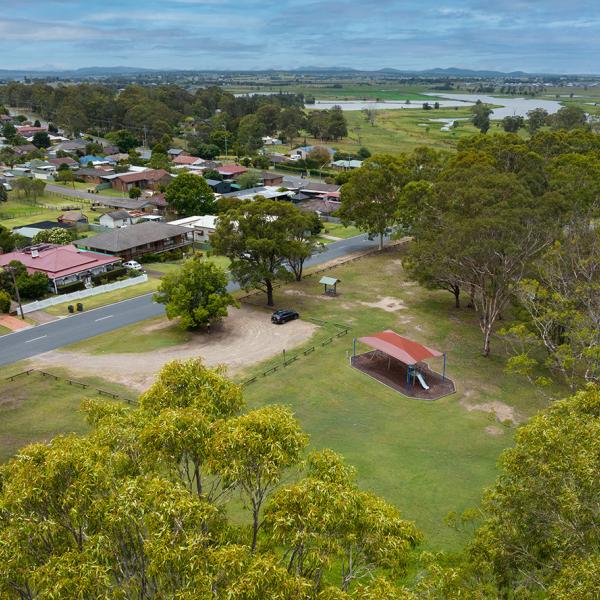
[
  {"x1": 168, "y1": 148, "x2": 184, "y2": 155},
  {"x1": 103, "y1": 210, "x2": 130, "y2": 220},
  {"x1": 95, "y1": 197, "x2": 154, "y2": 211},
  {"x1": 301, "y1": 182, "x2": 340, "y2": 193},
  {"x1": 75, "y1": 221, "x2": 190, "y2": 253}
]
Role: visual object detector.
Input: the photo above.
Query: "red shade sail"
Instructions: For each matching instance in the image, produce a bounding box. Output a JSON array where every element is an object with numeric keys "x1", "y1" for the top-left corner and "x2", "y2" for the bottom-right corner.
[{"x1": 358, "y1": 330, "x2": 443, "y2": 365}]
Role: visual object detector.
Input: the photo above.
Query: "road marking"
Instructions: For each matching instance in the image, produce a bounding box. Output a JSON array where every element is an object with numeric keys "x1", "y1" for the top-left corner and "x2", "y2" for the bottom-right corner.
[
  {"x1": 24, "y1": 335, "x2": 47, "y2": 343},
  {"x1": 95, "y1": 315, "x2": 113, "y2": 322}
]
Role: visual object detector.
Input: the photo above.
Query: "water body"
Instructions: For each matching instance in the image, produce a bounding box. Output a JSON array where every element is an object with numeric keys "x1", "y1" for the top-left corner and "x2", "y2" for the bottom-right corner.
[
  {"x1": 306, "y1": 95, "x2": 564, "y2": 120},
  {"x1": 425, "y1": 93, "x2": 563, "y2": 119}
]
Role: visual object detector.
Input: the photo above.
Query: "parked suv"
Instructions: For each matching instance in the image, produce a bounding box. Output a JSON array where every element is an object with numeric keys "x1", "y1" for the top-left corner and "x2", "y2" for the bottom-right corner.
[
  {"x1": 123, "y1": 260, "x2": 143, "y2": 271},
  {"x1": 271, "y1": 309, "x2": 299, "y2": 324}
]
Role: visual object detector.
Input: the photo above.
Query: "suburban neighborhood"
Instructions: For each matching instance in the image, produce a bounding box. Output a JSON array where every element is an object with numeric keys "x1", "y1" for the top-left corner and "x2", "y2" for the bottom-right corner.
[{"x1": 0, "y1": 2, "x2": 598, "y2": 597}]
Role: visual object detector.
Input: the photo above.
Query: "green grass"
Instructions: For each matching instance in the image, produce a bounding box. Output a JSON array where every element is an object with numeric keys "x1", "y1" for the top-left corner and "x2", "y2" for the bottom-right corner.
[
  {"x1": 322, "y1": 222, "x2": 361, "y2": 239},
  {"x1": 236, "y1": 248, "x2": 560, "y2": 551},
  {"x1": 65, "y1": 316, "x2": 191, "y2": 354},
  {"x1": 0, "y1": 367, "x2": 133, "y2": 463},
  {"x1": 43, "y1": 277, "x2": 159, "y2": 316},
  {"x1": 51, "y1": 182, "x2": 130, "y2": 198},
  {"x1": 145, "y1": 254, "x2": 231, "y2": 275},
  {"x1": 0, "y1": 325, "x2": 11, "y2": 336}
]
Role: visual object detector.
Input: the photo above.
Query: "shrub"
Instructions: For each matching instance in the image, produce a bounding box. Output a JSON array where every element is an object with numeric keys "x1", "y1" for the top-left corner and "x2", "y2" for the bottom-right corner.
[
  {"x1": 0, "y1": 290, "x2": 11, "y2": 313},
  {"x1": 56, "y1": 281, "x2": 86, "y2": 294}
]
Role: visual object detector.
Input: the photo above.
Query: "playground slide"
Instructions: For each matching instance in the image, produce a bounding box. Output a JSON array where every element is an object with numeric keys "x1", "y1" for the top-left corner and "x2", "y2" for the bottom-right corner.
[{"x1": 416, "y1": 372, "x2": 430, "y2": 390}]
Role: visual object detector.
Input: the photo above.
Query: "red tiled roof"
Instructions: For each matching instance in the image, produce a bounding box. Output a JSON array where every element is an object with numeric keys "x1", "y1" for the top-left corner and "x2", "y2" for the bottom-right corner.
[
  {"x1": 0, "y1": 245, "x2": 120, "y2": 280},
  {"x1": 116, "y1": 169, "x2": 171, "y2": 184},
  {"x1": 217, "y1": 164, "x2": 248, "y2": 176},
  {"x1": 173, "y1": 155, "x2": 202, "y2": 165}
]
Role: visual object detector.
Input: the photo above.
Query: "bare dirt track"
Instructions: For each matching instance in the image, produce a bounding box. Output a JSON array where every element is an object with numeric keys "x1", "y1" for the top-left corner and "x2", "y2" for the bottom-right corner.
[{"x1": 31, "y1": 306, "x2": 318, "y2": 392}]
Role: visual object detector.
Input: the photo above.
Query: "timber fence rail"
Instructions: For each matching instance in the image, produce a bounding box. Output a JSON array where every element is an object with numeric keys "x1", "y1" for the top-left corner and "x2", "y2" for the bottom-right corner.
[
  {"x1": 241, "y1": 318, "x2": 350, "y2": 387},
  {"x1": 4, "y1": 368, "x2": 137, "y2": 404}
]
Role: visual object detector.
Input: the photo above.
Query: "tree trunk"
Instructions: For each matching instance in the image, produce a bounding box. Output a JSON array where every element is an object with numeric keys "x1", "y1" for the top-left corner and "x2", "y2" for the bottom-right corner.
[
  {"x1": 266, "y1": 279, "x2": 274, "y2": 306},
  {"x1": 378, "y1": 231, "x2": 384, "y2": 251},
  {"x1": 453, "y1": 285, "x2": 460, "y2": 308},
  {"x1": 251, "y1": 506, "x2": 260, "y2": 551},
  {"x1": 468, "y1": 284, "x2": 476, "y2": 309},
  {"x1": 482, "y1": 323, "x2": 492, "y2": 357}
]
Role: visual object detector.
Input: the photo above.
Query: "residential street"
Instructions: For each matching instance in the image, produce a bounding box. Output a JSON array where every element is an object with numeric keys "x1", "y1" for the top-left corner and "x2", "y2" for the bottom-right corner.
[{"x1": 0, "y1": 234, "x2": 378, "y2": 367}]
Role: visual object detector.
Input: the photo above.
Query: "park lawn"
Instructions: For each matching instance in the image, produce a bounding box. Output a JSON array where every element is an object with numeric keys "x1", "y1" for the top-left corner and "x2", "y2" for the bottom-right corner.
[
  {"x1": 64, "y1": 316, "x2": 191, "y2": 355},
  {"x1": 236, "y1": 248, "x2": 560, "y2": 552},
  {"x1": 145, "y1": 254, "x2": 231, "y2": 276},
  {"x1": 0, "y1": 367, "x2": 133, "y2": 463},
  {"x1": 43, "y1": 277, "x2": 160, "y2": 316},
  {"x1": 52, "y1": 181, "x2": 130, "y2": 199},
  {"x1": 0, "y1": 198, "x2": 67, "y2": 228},
  {"x1": 322, "y1": 222, "x2": 361, "y2": 239}
]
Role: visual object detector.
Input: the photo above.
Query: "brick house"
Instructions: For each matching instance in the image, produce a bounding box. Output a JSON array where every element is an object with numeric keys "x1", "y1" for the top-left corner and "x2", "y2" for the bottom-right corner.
[{"x1": 111, "y1": 169, "x2": 172, "y2": 193}]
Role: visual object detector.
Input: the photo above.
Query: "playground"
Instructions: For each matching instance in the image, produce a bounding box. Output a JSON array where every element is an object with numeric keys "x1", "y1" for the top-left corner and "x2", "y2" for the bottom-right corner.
[{"x1": 351, "y1": 330, "x2": 455, "y2": 400}]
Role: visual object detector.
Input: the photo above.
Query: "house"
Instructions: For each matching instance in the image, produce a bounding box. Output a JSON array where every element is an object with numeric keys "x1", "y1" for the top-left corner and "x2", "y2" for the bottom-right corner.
[
  {"x1": 291, "y1": 145, "x2": 335, "y2": 160},
  {"x1": 168, "y1": 215, "x2": 218, "y2": 242},
  {"x1": 217, "y1": 164, "x2": 248, "y2": 178},
  {"x1": 49, "y1": 139, "x2": 87, "y2": 156},
  {"x1": 0, "y1": 244, "x2": 122, "y2": 293},
  {"x1": 260, "y1": 172, "x2": 284, "y2": 186},
  {"x1": 167, "y1": 148, "x2": 189, "y2": 159},
  {"x1": 206, "y1": 179, "x2": 232, "y2": 194},
  {"x1": 172, "y1": 155, "x2": 204, "y2": 167},
  {"x1": 220, "y1": 186, "x2": 292, "y2": 202},
  {"x1": 104, "y1": 153, "x2": 130, "y2": 163},
  {"x1": 99, "y1": 210, "x2": 132, "y2": 229},
  {"x1": 262, "y1": 136, "x2": 282, "y2": 146},
  {"x1": 12, "y1": 220, "x2": 72, "y2": 240},
  {"x1": 16, "y1": 126, "x2": 47, "y2": 137},
  {"x1": 77, "y1": 168, "x2": 115, "y2": 185},
  {"x1": 297, "y1": 198, "x2": 341, "y2": 216},
  {"x1": 111, "y1": 169, "x2": 172, "y2": 193},
  {"x1": 94, "y1": 197, "x2": 156, "y2": 212},
  {"x1": 74, "y1": 221, "x2": 193, "y2": 260},
  {"x1": 268, "y1": 154, "x2": 292, "y2": 165},
  {"x1": 331, "y1": 159, "x2": 362, "y2": 170},
  {"x1": 79, "y1": 155, "x2": 113, "y2": 167},
  {"x1": 12, "y1": 144, "x2": 38, "y2": 157},
  {"x1": 48, "y1": 157, "x2": 79, "y2": 169},
  {"x1": 58, "y1": 211, "x2": 89, "y2": 226}
]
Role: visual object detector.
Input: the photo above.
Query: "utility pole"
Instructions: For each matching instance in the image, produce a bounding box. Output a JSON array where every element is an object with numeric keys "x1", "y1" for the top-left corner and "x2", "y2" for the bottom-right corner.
[{"x1": 5, "y1": 266, "x2": 24, "y2": 319}]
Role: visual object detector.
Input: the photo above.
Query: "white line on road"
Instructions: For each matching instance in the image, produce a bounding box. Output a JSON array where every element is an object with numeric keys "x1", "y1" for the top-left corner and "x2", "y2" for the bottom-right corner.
[
  {"x1": 24, "y1": 335, "x2": 47, "y2": 343},
  {"x1": 95, "y1": 315, "x2": 113, "y2": 322}
]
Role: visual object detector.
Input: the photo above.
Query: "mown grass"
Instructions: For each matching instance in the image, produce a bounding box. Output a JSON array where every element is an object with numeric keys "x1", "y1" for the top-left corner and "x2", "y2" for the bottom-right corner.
[
  {"x1": 237, "y1": 248, "x2": 562, "y2": 551},
  {"x1": 322, "y1": 222, "x2": 362, "y2": 239},
  {"x1": 0, "y1": 367, "x2": 133, "y2": 462}
]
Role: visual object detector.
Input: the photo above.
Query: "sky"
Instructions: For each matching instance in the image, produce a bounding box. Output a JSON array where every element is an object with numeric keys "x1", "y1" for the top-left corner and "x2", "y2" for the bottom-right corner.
[{"x1": 1, "y1": 0, "x2": 599, "y2": 73}]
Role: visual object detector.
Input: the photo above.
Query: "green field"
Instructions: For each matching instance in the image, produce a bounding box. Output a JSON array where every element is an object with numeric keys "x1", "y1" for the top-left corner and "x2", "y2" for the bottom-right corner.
[
  {"x1": 322, "y1": 222, "x2": 361, "y2": 239},
  {"x1": 235, "y1": 248, "x2": 558, "y2": 551},
  {"x1": 0, "y1": 368, "x2": 133, "y2": 463}
]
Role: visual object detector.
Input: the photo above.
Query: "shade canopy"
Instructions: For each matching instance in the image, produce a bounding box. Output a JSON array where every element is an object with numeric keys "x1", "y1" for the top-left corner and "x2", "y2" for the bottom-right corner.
[
  {"x1": 319, "y1": 276, "x2": 340, "y2": 286},
  {"x1": 358, "y1": 330, "x2": 443, "y2": 365}
]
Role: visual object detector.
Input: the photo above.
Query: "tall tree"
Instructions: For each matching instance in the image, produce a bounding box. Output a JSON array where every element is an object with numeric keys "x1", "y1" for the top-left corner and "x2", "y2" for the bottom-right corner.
[
  {"x1": 211, "y1": 198, "x2": 300, "y2": 306},
  {"x1": 339, "y1": 154, "x2": 407, "y2": 250},
  {"x1": 154, "y1": 255, "x2": 238, "y2": 330},
  {"x1": 472, "y1": 101, "x2": 492, "y2": 134},
  {"x1": 165, "y1": 172, "x2": 215, "y2": 216}
]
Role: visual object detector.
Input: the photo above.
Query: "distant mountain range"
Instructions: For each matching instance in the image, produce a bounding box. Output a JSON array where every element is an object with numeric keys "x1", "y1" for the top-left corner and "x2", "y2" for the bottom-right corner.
[{"x1": 0, "y1": 65, "x2": 578, "y2": 79}]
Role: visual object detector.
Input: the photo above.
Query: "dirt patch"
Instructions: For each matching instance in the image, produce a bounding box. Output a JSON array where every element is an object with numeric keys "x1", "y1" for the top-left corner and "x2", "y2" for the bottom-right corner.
[
  {"x1": 360, "y1": 296, "x2": 406, "y2": 312},
  {"x1": 485, "y1": 425, "x2": 505, "y2": 436},
  {"x1": 31, "y1": 305, "x2": 318, "y2": 393},
  {"x1": 462, "y1": 399, "x2": 519, "y2": 424},
  {"x1": 284, "y1": 289, "x2": 308, "y2": 297}
]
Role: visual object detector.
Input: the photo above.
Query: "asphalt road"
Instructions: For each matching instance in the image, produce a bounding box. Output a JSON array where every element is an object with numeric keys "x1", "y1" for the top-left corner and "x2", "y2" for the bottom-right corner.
[{"x1": 0, "y1": 234, "x2": 378, "y2": 367}]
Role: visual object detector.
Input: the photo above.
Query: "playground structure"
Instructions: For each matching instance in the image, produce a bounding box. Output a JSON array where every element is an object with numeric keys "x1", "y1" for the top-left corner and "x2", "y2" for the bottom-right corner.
[{"x1": 350, "y1": 330, "x2": 455, "y2": 400}]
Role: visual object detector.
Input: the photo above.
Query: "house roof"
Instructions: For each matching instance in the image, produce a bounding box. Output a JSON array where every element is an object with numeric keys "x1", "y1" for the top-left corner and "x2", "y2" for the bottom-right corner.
[
  {"x1": 169, "y1": 215, "x2": 218, "y2": 229},
  {"x1": 77, "y1": 167, "x2": 115, "y2": 178},
  {"x1": 0, "y1": 244, "x2": 120, "y2": 280},
  {"x1": 48, "y1": 157, "x2": 78, "y2": 166},
  {"x1": 74, "y1": 221, "x2": 190, "y2": 253},
  {"x1": 261, "y1": 171, "x2": 282, "y2": 180},
  {"x1": 358, "y1": 330, "x2": 443, "y2": 366},
  {"x1": 173, "y1": 155, "x2": 202, "y2": 165},
  {"x1": 301, "y1": 182, "x2": 341, "y2": 193},
  {"x1": 59, "y1": 211, "x2": 87, "y2": 222},
  {"x1": 103, "y1": 210, "x2": 130, "y2": 220},
  {"x1": 168, "y1": 148, "x2": 185, "y2": 155},
  {"x1": 95, "y1": 197, "x2": 154, "y2": 211},
  {"x1": 13, "y1": 220, "x2": 72, "y2": 231},
  {"x1": 115, "y1": 169, "x2": 170, "y2": 184},
  {"x1": 217, "y1": 164, "x2": 248, "y2": 176}
]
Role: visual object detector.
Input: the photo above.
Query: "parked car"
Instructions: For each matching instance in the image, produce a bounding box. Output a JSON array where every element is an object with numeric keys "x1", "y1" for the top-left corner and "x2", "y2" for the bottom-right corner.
[
  {"x1": 123, "y1": 260, "x2": 143, "y2": 271},
  {"x1": 271, "y1": 309, "x2": 299, "y2": 324}
]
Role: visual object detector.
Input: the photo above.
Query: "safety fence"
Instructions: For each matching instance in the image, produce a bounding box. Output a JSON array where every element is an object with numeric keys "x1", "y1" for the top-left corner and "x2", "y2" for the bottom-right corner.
[
  {"x1": 21, "y1": 274, "x2": 148, "y2": 314},
  {"x1": 3, "y1": 369, "x2": 137, "y2": 404}
]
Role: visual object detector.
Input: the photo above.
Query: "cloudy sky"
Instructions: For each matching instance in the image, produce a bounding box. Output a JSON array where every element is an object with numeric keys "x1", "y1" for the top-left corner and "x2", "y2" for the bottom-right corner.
[{"x1": 1, "y1": 0, "x2": 598, "y2": 73}]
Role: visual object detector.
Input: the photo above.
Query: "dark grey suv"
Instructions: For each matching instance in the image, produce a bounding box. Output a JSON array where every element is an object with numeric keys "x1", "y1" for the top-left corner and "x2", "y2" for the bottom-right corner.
[{"x1": 271, "y1": 309, "x2": 299, "y2": 324}]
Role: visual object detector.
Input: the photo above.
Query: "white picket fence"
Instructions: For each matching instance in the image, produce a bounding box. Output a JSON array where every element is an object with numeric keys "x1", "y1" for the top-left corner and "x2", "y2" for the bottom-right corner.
[{"x1": 22, "y1": 274, "x2": 149, "y2": 314}]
